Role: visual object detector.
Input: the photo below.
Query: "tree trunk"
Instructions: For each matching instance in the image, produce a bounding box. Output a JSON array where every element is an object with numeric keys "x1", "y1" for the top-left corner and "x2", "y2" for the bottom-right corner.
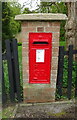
[
  {"x1": 75, "y1": 2, "x2": 77, "y2": 60},
  {"x1": 65, "y1": 2, "x2": 76, "y2": 49},
  {"x1": 65, "y1": 2, "x2": 77, "y2": 61}
]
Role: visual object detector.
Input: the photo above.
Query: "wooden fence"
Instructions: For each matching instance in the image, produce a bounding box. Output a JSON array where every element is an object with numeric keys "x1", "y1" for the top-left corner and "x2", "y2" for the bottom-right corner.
[
  {"x1": 2, "y1": 39, "x2": 22, "y2": 103},
  {"x1": 57, "y1": 45, "x2": 77, "y2": 99}
]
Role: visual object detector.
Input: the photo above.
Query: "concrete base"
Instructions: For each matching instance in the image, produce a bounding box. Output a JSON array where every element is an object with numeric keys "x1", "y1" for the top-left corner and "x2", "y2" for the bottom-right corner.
[{"x1": 23, "y1": 87, "x2": 55, "y2": 103}]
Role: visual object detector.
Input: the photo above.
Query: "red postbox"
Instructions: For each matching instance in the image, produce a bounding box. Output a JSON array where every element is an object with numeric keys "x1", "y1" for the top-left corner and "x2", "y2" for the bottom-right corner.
[{"x1": 29, "y1": 33, "x2": 52, "y2": 83}]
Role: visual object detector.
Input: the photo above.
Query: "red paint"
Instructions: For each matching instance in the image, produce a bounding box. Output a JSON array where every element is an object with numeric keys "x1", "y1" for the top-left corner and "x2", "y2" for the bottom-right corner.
[{"x1": 29, "y1": 33, "x2": 52, "y2": 84}]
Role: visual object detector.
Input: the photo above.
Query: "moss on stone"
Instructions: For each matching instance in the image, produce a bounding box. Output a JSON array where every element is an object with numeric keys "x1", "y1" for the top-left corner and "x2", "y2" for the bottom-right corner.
[
  {"x1": 47, "y1": 111, "x2": 66, "y2": 117},
  {"x1": 2, "y1": 106, "x2": 15, "y2": 118}
]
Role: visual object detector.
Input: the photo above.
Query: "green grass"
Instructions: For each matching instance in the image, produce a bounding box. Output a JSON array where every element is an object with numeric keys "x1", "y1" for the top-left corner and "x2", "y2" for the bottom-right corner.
[
  {"x1": 3, "y1": 60, "x2": 9, "y2": 93},
  {"x1": 60, "y1": 41, "x2": 66, "y2": 47},
  {"x1": 18, "y1": 46, "x2": 22, "y2": 83},
  {"x1": 18, "y1": 46, "x2": 23, "y2": 98}
]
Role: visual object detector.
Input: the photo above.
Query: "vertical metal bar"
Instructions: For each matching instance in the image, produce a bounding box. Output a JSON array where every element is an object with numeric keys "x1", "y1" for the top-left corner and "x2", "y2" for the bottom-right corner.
[
  {"x1": 5, "y1": 40, "x2": 15, "y2": 102},
  {"x1": 10, "y1": 42, "x2": 17, "y2": 93},
  {"x1": 67, "y1": 45, "x2": 73, "y2": 99},
  {"x1": 12, "y1": 39, "x2": 22, "y2": 102},
  {"x1": 75, "y1": 62, "x2": 77, "y2": 97},
  {"x1": 57, "y1": 46, "x2": 64, "y2": 97}
]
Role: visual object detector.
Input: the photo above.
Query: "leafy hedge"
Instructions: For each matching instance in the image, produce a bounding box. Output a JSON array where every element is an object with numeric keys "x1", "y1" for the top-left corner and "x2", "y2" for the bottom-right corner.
[
  {"x1": 63, "y1": 58, "x2": 77, "y2": 88},
  {"x1": 56, "y1": 57, "x2": 77, "y2": 100}
]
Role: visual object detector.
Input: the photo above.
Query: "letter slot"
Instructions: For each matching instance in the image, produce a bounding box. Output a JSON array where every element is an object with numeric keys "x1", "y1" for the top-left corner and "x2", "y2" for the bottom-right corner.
[{"x1": 33, "y1": 41, "x2": 49, "y2": 44}]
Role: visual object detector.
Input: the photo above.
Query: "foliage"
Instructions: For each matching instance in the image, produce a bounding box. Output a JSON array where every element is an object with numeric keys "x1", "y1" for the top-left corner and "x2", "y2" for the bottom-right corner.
[
  {"x1": 56, "y1": 57, "x2": 77, "y2": 100},
  {"x1": 23, "y1": 8, "x2": 38, "y2": 14},
  {"x1": 63, "y1": 58, "x2": 77, "y2": 88},
  {"x1": 2, "y1": 2, "x2": 21, "y2": 52},
  {"x1": 60, "y1": 21, "x2": 66, "y2": 42},
  {"x1": 9, "y1": 2, "x2": 21, "y2": 17},
  {"x1": 60, "y1": 41, "x2": 66, "y2": 47},
  {"x1": 37, "y1": 2, "x2": 53, "y2": 13},
  {"x1": 2, "y1": 3, "x2": 11, "y2": 39},
  {"x1": 37, "y1": 2, "x2": 67, "y2": 13},
  {"x1": 18, "y1": 42, "x2": 22, "y2": 46},
  {"x1": 52, "y1": 2, "x2": 67, "y2": 14}
]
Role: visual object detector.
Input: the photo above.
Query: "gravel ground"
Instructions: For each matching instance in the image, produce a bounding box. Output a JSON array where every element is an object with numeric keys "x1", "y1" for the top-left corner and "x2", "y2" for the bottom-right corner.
[{"x1": 15, "y1": 101, "x2": 76, "y2": 119}]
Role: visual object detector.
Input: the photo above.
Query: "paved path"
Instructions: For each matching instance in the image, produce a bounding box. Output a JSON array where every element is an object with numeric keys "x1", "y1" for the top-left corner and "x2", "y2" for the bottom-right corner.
[{"x1": 15, "y1": 101, "x2": 76, "y2": 118}]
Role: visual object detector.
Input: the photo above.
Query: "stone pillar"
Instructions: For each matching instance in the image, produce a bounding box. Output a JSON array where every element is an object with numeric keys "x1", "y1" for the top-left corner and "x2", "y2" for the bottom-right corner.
[{"x1": 15, "y1": 13, "x2": 68, "y2": 103}]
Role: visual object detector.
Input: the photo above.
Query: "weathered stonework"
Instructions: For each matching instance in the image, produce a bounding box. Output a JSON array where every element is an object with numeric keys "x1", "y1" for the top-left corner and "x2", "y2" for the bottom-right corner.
[{"x1": 15, "y1": 13, "x2": 67, "y2": 103}]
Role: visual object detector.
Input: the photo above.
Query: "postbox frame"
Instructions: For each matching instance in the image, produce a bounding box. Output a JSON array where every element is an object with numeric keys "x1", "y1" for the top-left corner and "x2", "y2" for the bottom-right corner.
[{"x1": 29, "y1": 32, "x2": 52, "y2": 84}]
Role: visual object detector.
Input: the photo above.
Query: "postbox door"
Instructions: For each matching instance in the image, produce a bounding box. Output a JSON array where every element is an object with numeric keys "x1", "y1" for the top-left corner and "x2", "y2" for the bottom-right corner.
[{"x1": 29, "y1": 33, "x2": 52, "y2": 84}]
